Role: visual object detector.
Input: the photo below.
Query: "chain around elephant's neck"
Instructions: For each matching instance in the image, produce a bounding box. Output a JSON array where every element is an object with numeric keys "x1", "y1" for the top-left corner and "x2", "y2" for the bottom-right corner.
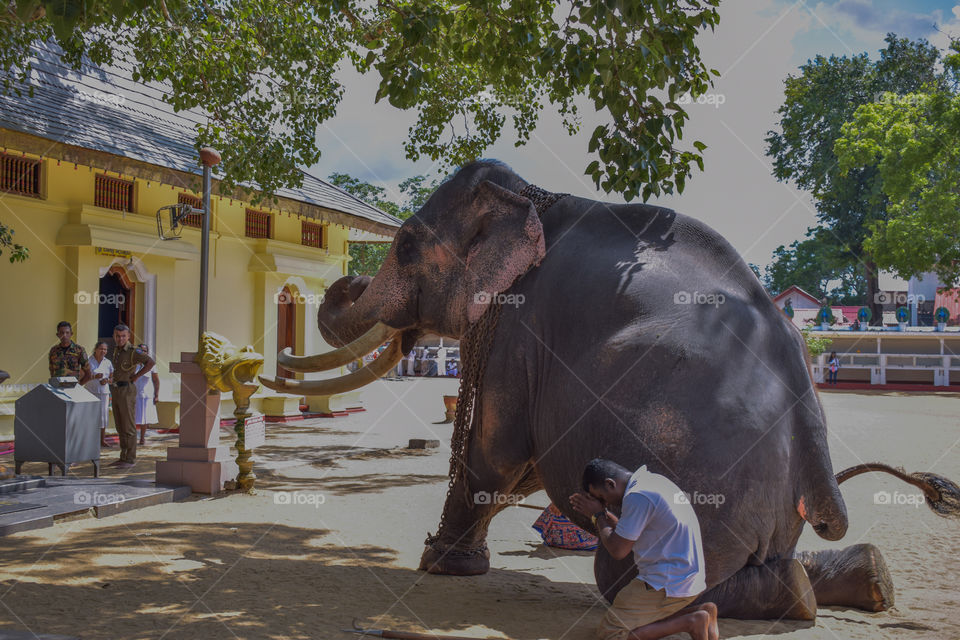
[
  {"x1": 428, "y1": 185, "x2": 567, "y2": 550},
  {"x1": 519, "y1": 182, "x2": 568, "y2": 216}
]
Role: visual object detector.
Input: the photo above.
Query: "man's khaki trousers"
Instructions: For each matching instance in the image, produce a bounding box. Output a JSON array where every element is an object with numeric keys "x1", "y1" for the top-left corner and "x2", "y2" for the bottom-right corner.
[{"x1": 110, "y1": 384, "x2": 138, "y2": 463}]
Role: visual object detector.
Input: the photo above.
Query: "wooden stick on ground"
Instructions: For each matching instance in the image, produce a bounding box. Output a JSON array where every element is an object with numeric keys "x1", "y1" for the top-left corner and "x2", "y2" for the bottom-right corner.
[
  {"x1": 343, "y1": 619, "x2": 508, "y2": 640},
  {"x1": 512, "y1": 502, "x2": 547, "y2": 511}
]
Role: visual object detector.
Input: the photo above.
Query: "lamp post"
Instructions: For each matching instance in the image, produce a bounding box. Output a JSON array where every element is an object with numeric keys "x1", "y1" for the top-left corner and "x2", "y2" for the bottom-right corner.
[{"x1": 198, "y1": 147, "x2": 221, "y2": 341}]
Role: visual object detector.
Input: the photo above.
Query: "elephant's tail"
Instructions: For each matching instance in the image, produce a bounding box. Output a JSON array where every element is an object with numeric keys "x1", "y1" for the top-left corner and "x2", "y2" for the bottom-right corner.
[{"x1": 835, "y1": 463, "x2": 960, "y2": 518}]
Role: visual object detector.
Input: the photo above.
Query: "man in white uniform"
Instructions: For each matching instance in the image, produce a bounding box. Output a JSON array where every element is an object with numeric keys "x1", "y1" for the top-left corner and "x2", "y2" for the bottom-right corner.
[{"x1": 571, "y1": 458, "x2": 718, "y2": 640}]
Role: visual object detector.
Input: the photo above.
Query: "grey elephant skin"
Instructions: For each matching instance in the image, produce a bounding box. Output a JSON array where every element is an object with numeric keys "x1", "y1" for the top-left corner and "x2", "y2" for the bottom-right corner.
[{"x1": 312, "y1": 160, "x2": 959, "y2": 620}]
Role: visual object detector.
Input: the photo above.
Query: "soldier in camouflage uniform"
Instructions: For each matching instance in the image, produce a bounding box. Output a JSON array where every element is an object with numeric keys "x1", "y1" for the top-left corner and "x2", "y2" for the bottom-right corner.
[{"x1": 48, "y1": 321, "x2": 92, "y2": 385}]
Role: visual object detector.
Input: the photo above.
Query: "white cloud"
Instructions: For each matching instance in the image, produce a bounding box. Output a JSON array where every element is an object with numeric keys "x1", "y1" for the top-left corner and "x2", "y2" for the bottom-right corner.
[
  {"x1": 929, "y1": 3, "x2": 960, "y2": 50},
  {"x1": 652, "y1": 0, "x2": 817, "y2": 267}
]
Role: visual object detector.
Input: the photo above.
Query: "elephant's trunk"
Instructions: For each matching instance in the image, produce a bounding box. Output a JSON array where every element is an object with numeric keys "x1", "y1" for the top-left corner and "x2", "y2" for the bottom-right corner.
[
  {"x1": 261, "y1": 253, "x2": 416, "y2": 397},
  {"x1": 317, "y1": 275, "x2": 381, "y2": 347}
]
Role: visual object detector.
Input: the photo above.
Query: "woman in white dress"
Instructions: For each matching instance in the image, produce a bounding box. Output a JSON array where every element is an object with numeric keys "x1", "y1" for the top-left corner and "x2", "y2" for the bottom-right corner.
[
  {"x1": 134, "y1": 343, "x2": 160, "y2": 445},
  {"x1": 84, "y1": 341, "x2": 114, "y2": 447}
]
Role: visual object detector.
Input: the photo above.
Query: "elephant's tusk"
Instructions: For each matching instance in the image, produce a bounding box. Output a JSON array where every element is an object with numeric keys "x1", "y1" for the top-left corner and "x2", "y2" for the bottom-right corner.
[
  {"x1": 259, "y1": 339, "x2": 403, "y2": 396},
  {"x1": 277, "y1": 322, "x2": 397, "y2": 373}
]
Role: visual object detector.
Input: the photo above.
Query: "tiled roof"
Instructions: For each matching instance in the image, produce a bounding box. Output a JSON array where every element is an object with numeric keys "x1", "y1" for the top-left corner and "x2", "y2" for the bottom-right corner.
[
  {"x1": 772, "y1": 284, "x2": 821, "y2": 304},
  {"x1": 0, "y1": 41, "x2": 401, "y2": 231}
]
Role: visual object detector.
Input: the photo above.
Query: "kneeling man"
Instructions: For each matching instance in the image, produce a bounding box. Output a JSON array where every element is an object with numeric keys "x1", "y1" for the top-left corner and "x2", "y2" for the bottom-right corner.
[{"x1": 571, "y1": 459, "x2": 718, "y2": 640}]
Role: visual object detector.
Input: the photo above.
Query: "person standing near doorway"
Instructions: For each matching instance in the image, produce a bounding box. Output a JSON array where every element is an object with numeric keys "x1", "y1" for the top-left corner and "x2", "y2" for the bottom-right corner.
[
  {"x1": 85, "y1": 340, "x2": 114, "y2": 447},
  {"x1": 134, "y1": 343, "x2": 160, "y2": 445},
  {"x1": 48, "y1": 321, "x2": 92, "y2": 385},
  {"x1": 109, "y1": 324, "x2": 154, "y2": 469}
]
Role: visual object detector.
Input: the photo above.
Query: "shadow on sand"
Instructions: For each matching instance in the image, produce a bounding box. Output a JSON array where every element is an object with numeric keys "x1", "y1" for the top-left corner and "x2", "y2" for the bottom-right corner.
[{"x1": 0, "y1": 519, "x2": 819, "y2": 640}]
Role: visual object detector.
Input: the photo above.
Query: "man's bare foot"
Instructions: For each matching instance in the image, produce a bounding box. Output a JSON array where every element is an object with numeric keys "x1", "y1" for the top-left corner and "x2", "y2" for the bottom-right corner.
[
  {"x1": 688, "y1": 610, "x2": 712, "y2": 640},
  {"x1": 696, "y1": 602, "x2": 719, "y2": 640}
]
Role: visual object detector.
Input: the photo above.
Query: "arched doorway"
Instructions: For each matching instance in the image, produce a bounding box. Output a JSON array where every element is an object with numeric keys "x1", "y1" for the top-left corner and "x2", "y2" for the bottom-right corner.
[
  {"x1": 98, "y1": 266, "x2": 135, "y2": 342},
  {"x1": 277, "y1": 286, "x2": 296, "y2": 378}
]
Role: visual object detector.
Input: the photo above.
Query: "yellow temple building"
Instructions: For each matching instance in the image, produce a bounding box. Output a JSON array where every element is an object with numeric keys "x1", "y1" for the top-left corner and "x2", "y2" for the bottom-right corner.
[{"x1": 0, "y1": 43, "x2": 401, "y2": 436}]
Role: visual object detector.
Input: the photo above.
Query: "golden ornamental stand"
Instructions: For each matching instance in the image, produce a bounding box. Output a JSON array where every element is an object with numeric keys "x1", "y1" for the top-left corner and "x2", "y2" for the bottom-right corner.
[
  {"x1": 196, "y1": 332, "x2": 264, "y2": 493},
  {"x1": 231, "y1": 382, "x2": 259, "y2": 492}
]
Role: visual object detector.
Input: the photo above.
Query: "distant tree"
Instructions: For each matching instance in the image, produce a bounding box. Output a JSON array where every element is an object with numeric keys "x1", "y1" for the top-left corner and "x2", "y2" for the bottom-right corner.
[
  {"x1": 396, "y1": 175, "x2": 436, "y2": 211},
  {"x1": 327, "y1": 173, "x2": 402, "y2": 218},
  {"x1": 801, "y1": 327, "x2": 832, "y2": 357},
  {"x1": 835, "y1": 44, "x2": 960, "y2": 287},
  {"x1": 765, "y1": 34, "x2": 947, "y2": 321},
  {"x1": 763, "y1": 230, "x2": 865, "y2": 305},
  {"x1": 329, "y1": 172, "x2": 442, "y2": 276}
]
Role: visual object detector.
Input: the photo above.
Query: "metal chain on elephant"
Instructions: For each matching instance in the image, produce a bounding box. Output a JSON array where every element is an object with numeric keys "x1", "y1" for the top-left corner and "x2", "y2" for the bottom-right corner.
[{"x1": 428, "y1": 184, "x2": 567, "y2": 547}]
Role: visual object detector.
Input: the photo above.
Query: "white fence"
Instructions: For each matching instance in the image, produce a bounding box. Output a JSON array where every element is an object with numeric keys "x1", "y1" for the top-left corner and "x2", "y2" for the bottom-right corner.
[{"x1": 814, "y1": 353, "x2": 960, "y2": 386}]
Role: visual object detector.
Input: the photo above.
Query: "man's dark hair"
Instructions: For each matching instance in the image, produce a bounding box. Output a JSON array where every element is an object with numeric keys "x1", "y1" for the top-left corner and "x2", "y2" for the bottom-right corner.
[
  {"x1": 582, "y1": 458, "x2": 630, "y2": 492},
  {"x1": 56, "y1": 321, "x2": 71, "y2": 331},
  {"x1": 94, "y1": 340, "x2": 108, "y2": 350},
  {"x1": 114, "y1": 324, "x2": 130, "y2": 333}
]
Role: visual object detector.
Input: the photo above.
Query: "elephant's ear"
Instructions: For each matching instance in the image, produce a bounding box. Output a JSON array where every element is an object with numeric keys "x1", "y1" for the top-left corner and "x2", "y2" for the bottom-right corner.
[{"x1": 464, "y1": 180, "x2": 545, "y2": 324}]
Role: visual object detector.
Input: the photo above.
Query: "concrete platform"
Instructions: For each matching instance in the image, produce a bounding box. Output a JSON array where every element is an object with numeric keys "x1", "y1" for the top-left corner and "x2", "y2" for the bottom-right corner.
[
  {"x1": 816, "y1": 381, "x2": 960, "y2": 392},
  {"x1": 0, "y1": 476, "x2": 190, "y2": 536}
]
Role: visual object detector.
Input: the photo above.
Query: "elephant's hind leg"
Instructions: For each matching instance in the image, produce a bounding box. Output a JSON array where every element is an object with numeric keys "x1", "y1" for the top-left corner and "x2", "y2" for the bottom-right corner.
[
  {"x1": 695, "y1": 558, "x2": 817, "y2": 621},
  {"x1": 795, "y1": 544, "x2": 894, "y2": 612}
]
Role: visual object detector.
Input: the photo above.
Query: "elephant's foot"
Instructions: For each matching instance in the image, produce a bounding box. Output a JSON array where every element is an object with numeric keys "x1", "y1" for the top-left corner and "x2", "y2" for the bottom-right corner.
[
  {"x1": 418, "y1": 457, "x2": 539, "y2": 576},
  {"x1": 696, "y1": 558, "x2": 817, "y2": 621},
  {"x1": 795, "y1": 543, "x2": 894, "y2": 612},
  {"x1": 418, "y1": 535, "x2": 490, "y2": 575}
]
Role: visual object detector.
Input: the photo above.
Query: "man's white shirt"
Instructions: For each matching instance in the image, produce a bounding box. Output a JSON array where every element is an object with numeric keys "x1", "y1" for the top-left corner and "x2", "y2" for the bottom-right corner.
[{"x1": 614, "y1": 465, "x2": 707, "y2": 598}]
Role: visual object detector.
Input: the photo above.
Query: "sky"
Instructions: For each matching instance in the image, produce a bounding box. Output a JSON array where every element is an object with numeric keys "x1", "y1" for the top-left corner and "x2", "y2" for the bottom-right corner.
[{"x1": 309, "y1": 1, "x2": 960, "y2": 270}]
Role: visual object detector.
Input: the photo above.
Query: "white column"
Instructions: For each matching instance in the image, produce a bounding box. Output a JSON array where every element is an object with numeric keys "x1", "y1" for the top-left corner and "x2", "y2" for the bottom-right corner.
[{"x1": 144, "y1": 272, "x2": 157, "y2": 356}]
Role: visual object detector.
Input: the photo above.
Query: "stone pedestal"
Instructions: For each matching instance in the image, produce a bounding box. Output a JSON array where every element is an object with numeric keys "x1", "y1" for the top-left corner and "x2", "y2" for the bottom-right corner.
[
  {"x1": 156, "y1": 352, "x2": 237, "y2": 493},
  {"x1": 303, "y1": 390, "x2": 365, "y2": 417},
  {"x1": 259, "y1": 393, "x2": 303, "y2": 422},
  {"x1": 155, "y1": 400, "x2": 179, "y2": 430}
]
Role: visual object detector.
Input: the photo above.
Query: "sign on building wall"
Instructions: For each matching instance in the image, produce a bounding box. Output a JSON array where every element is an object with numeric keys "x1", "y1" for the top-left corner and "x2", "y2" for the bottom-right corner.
[{"x1": 94, "y1": 247, "x2": 133, "y2": 259}]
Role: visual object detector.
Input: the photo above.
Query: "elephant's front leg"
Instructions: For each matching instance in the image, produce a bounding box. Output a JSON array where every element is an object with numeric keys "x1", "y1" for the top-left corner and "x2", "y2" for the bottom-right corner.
[
  {"x1": 420, "y1": 334, "x2": 537, "y2": 576},
  {"x1": 418, "y1": 447, "x2": 538, "y2": 576}
]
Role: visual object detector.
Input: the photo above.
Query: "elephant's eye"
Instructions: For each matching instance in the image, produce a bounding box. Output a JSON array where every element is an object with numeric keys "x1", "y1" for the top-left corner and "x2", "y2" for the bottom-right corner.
[{"x1": 396, "y1": 235, "x2": 418, "y2": 266}]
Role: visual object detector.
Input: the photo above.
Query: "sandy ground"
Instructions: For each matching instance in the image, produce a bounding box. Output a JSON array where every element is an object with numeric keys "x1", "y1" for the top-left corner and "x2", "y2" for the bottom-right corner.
[{"x1": 0, "y1": 379, "x2": 957, "y2": 640}]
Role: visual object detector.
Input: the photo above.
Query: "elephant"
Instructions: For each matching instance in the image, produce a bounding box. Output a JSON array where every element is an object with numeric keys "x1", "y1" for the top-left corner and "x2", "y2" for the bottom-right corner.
[{"x1": 260, "y1": 160, "x2": 959, "y2": 620}]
